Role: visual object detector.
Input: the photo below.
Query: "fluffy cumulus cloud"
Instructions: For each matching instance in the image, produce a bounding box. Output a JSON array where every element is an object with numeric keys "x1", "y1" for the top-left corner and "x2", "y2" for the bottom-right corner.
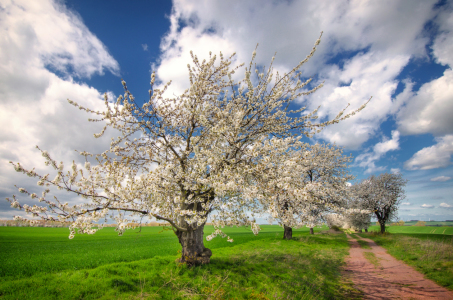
[
  {"x1": 431, "y1": 176, "x2": 451, "y2": 182},
  {"x1": 397, "y1": 3, "x2": 453, "y2": 136},
  {"x1": 354, "y1": 130, "x2": 400, "y2": 173},
  {"x1": 398, "y1": 3, "x2": 453, "y2": 171},
  {"x1": 421, "y1": 204, "x2": 434, "y2": 208},
  {"x1": 431, "y1": 2, "x2": 453, "y2": 68},
  {"x1": 440, "y1": 203, "x2": 453, "y2": 209},
  {"x1": 404, "y1": 135, "x2": 453, "y2": 170},
  {"x1": 153, "y1": 0, "x2": 437, "y2": 150},
  {"x1": 0, "y1": 0, "x2": 120, "y2": 217},
  {"x1": 397, "y1": 70, "x2": 453, "y2": 137},
  {"x1": 0, "y1": 0, "x2": 119, "y2": 78}
]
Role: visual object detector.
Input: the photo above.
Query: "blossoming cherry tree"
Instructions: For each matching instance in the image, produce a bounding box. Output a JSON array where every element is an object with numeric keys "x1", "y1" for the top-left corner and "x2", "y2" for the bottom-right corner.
[{"x1": 7, "y1": 33, "x2": 368, "y2": 265}]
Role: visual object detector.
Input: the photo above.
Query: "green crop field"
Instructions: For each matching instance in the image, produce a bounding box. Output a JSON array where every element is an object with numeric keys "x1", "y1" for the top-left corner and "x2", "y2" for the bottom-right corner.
[
  {"x1": 0, "y1": 225, "x2": 327, "y2": 279},
  {"x1": 368, "y1": 225, "x2": 453, "y2": 235},
  {"x1": 0, "y1": 225, "x2": 360, "y2": 299}
]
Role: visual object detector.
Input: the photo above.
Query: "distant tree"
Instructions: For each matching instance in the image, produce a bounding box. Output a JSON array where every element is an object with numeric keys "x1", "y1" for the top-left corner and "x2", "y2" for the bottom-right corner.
[
  {"x1": 343, "y1": 208, "x2": 372, "y2": 232},
  {"x1": 7, "y1": 33, "x2": 368, "y2": 265},
  {"x1": 342, "y1": 192, "x2": 373, "y2": 232},
  {"x1": 325, "y1": 213, "x2": 345, "y2": 229},
  {"x1": 264, "y1": 143, "x2": 354, "y2": 239},
  {"x1": 391, "y1": 220, "x2": 405, "y2": 226},
  {"x1": 301, "y1": 143, "x2": 354, "y2": 235},
  {"x1": 353, "y1": 173, "x2": 407, "y2": 234},
  {"x1": 325, "y1": 206, "x2": 372, "y2": 233}
]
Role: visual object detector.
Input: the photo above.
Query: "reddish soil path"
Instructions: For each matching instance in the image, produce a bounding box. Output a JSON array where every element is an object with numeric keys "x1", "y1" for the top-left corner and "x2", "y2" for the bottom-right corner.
[{"x1": 343, "y1": 233, "x2": 453, "y2": 299}]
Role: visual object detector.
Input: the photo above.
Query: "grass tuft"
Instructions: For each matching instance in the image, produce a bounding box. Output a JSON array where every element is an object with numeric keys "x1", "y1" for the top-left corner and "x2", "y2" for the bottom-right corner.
[{"x1": 363, "y1": 251, "x2": 380, "y2": 269}]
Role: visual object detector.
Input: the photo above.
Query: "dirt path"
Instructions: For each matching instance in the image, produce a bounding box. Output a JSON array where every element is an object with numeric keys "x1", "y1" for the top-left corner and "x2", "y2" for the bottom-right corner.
[{"x1": 343, "y1": 233, "x2": 453, "y2": 299}]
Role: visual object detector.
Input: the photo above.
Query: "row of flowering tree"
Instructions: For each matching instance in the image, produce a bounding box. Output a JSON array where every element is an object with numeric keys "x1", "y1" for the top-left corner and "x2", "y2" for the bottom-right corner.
[
  {"x1": 326, "y1": 172, "x2": 408, "y2": 233},
  {"x1": 351, "y1": 173, "x2": 408, "y2": 233},
  {"x1": 6, "y1": 34, "x2": 369, "y2": 265},
  {"x1": 264, "y1": 143, "x2": 356, "y2": 239}
]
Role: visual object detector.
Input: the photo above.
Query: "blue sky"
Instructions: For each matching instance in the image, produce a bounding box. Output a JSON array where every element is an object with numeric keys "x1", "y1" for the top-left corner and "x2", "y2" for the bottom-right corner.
[{"x1": 1, "y1": 0, "x2": 452, "y2": 222}]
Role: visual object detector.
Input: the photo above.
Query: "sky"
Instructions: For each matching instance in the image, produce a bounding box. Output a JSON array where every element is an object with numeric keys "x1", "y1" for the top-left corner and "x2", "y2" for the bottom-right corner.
[{"x1": 0, "y1": 0, "x2": 452, "y2": 222}]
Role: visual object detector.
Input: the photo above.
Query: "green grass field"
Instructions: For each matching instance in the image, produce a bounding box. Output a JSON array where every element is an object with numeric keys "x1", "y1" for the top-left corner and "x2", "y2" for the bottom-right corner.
[
  {"x1": 1, "y1": 224, "x2": 452, "y2": 299},
  {"x1": 377, "y1": 225, "x2": 453, "y2": 235},
  {"x1": 0, "y1": 225, "x2": 358, "y2": 299}
]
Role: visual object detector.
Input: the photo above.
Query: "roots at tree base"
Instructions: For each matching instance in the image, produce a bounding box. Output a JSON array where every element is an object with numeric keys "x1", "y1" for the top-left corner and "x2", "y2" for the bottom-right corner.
[{"x1": 175, "y1": 225, "x2": 212, "y2": 265}]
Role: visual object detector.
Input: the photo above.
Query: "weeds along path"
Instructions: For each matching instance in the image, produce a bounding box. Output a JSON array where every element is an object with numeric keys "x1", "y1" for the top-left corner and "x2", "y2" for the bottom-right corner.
[{"x1": 343, "y1": 233, "x2": 453, "y2": 299}]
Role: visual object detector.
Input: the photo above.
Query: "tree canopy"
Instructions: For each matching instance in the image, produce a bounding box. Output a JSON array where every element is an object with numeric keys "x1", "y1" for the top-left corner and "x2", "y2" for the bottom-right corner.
[{"x1": 352, "y1": 172, "x2": 407, "y2": 233}]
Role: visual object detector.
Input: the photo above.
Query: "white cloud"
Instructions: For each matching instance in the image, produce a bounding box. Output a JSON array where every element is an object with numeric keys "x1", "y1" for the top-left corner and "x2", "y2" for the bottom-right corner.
[
  {"x1": 439, "y1": 203, "x2": 453, "y2": 209},
  {"x1": 0, "y1": 0, "x2": 120, "y2": 213},
  {"x1": 154, "y1": 0, "x2": 436, "y2": 149},
  {"x1": 310, "y1": 53, "x2": 408, "y2": 149},
  {"x1": 404, "y1": 135, "x2": 453, "y2": 170},
  {"x1": 401, "y1": 202, "x2": 411, "y2": 206},
  {"x1": 397, "y1": 69, "x2": 453, "y2": 136},
  {"x1": 396, "y1": 4, "x2": 453, "y2": 138},
  {"x1": 0, "y1": 0, "x2": 119, "y2": 78},
  {"x1": 142, "y1": 44, "x2": 148, "y2": 51},
  {"x1": 421, "y1": 204, "x2": 434, "y2": 208},
  {"x1": 432, "y1": 2, "x2": 453, "y2": 67},
  {"x1": 354, "y1": 130, "x2": 400, "y2": 173},
  {"x1": 431, "y1": 176, "x2": 451, "y2": 182},
  {"x1": 391, "y1": 168, "x2": 400, "y2": 174}
]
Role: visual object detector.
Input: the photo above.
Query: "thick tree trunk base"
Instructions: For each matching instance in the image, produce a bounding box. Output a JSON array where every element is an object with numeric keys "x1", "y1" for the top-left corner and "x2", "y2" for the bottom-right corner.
[
  {"x1": 176, "y1": 225, "x2": 212, "y2": 266},
  {"x1": 309, "y1": 227, "x2": 314, "y2": 235},
  {"x1": 283, "y1": 225, "x2": 292, "y2": 240},
  {"x1": 178, "y1": 248, "x2": 212, "y2": 266},
  {"x1": 365, "y1": 228, "x2": 368, "y2": 233},
  {"x1": 380, "y1": 223, "x2": 386, "y2": 234}
]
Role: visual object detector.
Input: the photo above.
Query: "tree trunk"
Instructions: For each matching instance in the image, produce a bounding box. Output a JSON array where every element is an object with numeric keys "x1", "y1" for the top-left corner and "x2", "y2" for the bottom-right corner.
[
  {"x1": 283, "y1": 225, "x2": 293, "y2": 240},
  {"x1": 365, "y1": 228, "x2": 368, "y2": 233},
  {"x1": 175, "y1": 225, "x2": 212, "y2": 266},
  {"x1": 380, "y1": 222, "x2": 386, "y2": 234},
  {"x1": 309, "y1": 227, "x2": 314, "y2": 235},
  {"x1": 355, "y1": 229, "x2": 362, "y2": 233}
]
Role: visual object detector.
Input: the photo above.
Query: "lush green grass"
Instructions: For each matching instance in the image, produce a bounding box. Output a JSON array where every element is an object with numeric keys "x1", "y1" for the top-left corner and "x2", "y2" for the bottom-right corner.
[
  {"x1": 0, "y1": 225, "x2": 300, "y2": 279},
  {"x1": 360, "y1": 231, "x2": 453, "y2": 290},
  {"x1": 0, "y1": 225, "x2": 357, "y2": 299}
]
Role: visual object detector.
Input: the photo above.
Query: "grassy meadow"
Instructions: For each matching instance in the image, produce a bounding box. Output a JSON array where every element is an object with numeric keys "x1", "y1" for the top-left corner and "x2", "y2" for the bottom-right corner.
[
  {"x1": 0, "y1": 225, "x2": 358, "y2": 299},
  {"x1": 1, "y1": 223, "x2": 452, "y2": 299}
]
